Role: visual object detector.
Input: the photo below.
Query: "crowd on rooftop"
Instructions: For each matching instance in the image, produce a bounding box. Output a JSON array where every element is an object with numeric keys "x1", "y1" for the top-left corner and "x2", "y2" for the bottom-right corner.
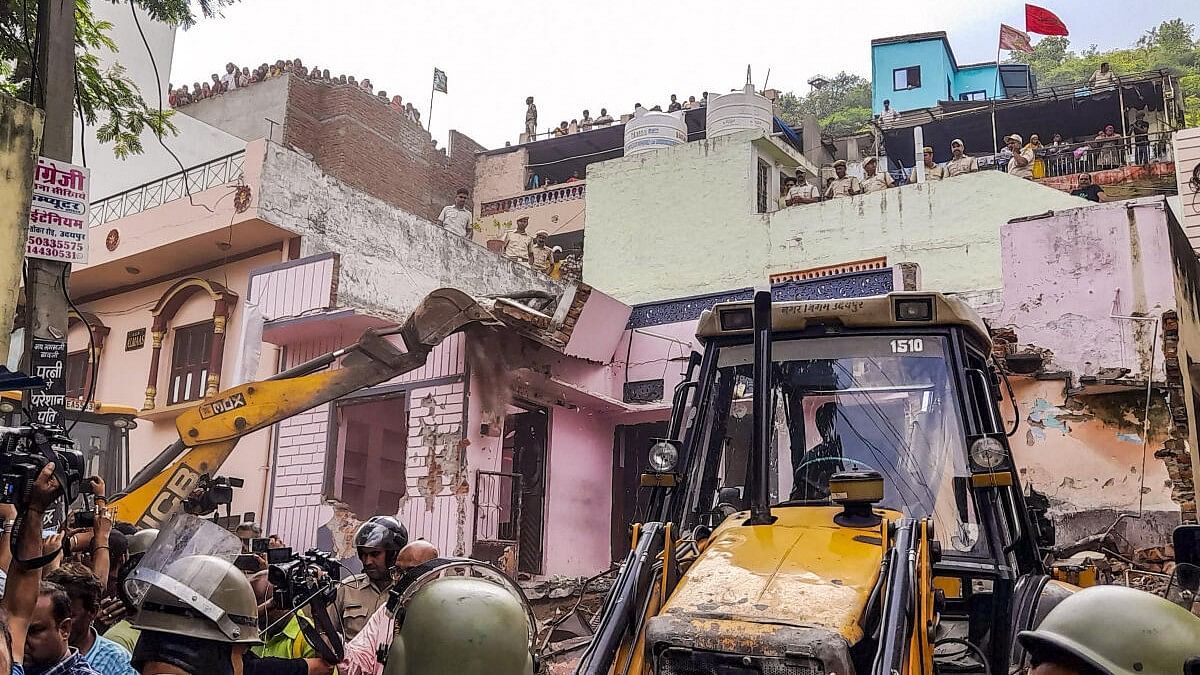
[
  {"x1": 783, "y1": 115, "x2": 1161, "y2": 209},
  {"x1": 169, "y1": 59, "x2": 425, "y2": 127},
  {"x1": 525, "y1": 92, "x2": 709, "y2": 139}
]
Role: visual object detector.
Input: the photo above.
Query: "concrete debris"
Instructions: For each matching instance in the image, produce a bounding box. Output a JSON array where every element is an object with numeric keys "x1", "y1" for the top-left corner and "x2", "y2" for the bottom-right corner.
[{"x1": 521, "y1": 574, "x2": 613, "y2": 601}]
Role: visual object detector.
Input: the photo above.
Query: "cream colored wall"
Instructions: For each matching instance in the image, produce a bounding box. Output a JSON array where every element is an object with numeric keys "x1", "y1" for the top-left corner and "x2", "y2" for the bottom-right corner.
[
  {"x1": 586, "y1": 133, "x2": 753, "y2": 301},
  {"x1": 471, "y1": 194, "x2": 586, "y2": 245},
  {"x1": 585, "y1": 142, "x2": 1087, "y2": 304},
  {"x1": 74, "y1": 251, "x2": 284, "y2": 520},
  {"x1": 474, "y1": 148, "x2": 529, "y2": 202}
]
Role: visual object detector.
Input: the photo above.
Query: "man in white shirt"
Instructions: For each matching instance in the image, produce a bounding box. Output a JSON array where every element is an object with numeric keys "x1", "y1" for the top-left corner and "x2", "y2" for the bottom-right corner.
[
  {"x1": 220, "y1": 63, "x2": 238, "y2": 92},
  {"x1": 945, "y1": 139, "x2": 979, "y2": 176},
  {"x1": 437, "y1": 188, "x2": 473, "y2": 237},
  {"x1": 880, "y1": 99, "x2": 899, "y2": 126},
  {"x1": 1087, "y1": 62, "x2": 1117, "y2": 89},
  {"x1": 1005, "y1": 134, "x2": 1035, "y2": 180}
]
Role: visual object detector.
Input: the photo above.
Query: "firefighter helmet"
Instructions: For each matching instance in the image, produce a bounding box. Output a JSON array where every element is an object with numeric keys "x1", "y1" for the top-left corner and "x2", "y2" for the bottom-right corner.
[{"x1": 1018, "y1": 585, "x2": 1200, "y2": 675}]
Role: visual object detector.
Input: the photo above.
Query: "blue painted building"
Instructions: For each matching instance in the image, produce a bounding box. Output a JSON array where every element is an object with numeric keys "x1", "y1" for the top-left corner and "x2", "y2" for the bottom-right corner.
[{"x1": 871, "y1": 31, "x2": 1035, "y2": 114}]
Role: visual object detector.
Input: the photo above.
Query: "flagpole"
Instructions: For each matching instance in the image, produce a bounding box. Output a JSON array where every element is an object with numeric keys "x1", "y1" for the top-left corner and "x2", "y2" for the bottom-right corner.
[
  {"x1": 992, "y1": 37, "x2": 1001, "y2": 155},
  {"x1": 428, "y1": 83, "x2": 435, "y2": 134}
]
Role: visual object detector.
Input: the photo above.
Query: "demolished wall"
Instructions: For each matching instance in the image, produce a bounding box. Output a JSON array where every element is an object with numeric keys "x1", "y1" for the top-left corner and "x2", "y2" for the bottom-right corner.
[
  {"x1": 257, "y1": 141, "x2": 559, "y2": 324},
  {"x1": 994, "y1": 197, "x2": 1189, "y2": 544}
]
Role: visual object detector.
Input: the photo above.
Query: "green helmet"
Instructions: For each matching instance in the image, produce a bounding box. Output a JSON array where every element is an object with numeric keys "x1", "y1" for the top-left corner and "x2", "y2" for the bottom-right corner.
[
  {"x1": 127, "y1": 529, "x2": 159, "y2": 557},
  {"x1": 383, "y1": 576, "x2": 534, "y2": 675},
  {"x1": 131, "y1": 554, "x2": 260, "y2": 644},
  {"x1": 1018, "y1": 585, "x2": 1200, "y2": 675}
]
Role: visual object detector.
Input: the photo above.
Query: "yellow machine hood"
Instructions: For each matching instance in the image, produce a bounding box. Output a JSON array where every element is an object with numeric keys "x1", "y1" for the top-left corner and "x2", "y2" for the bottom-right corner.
[{"x1": 660, "y1": 507, "x2": 890, "y2": 643}]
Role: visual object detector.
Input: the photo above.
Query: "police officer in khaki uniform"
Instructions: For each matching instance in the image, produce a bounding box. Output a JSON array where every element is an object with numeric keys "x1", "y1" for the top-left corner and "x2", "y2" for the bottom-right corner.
[{"x1": 333, "y1": 517, "x2": 408, "y2": 641}]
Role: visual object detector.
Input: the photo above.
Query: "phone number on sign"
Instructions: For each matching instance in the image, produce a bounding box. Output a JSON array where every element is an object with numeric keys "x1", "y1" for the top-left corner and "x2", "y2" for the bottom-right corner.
[
  {"x1": 27, "y1": 237, "x2": 84, "y2": 252},
  {"x1": 27, "y1": 244, "x2": 84, "y2": 260}
]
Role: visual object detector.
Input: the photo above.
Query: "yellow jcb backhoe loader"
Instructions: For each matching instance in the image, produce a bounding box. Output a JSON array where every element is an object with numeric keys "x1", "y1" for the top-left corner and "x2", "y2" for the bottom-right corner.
[
  {"x1": 577, "y1": 291, "x2": 1072, "y2": 675},
  {"x1": 106, "y1": 288, "x2": 501, "y2": 529}
]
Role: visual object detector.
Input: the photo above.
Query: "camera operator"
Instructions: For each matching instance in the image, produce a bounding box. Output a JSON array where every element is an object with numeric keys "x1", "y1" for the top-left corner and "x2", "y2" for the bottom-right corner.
[
  {"x1": 246, "y1": 574, "x2": 332, "y2": 675},
  {"x1": 0, "y1": 462, "x2": 99, "y2": 675},
  {"x1": 340, "y1": 541, "x2": 438, "y2": 675},
  {"x1": 332, "y1": 518, "x2": 407, "y2": 641},
  {"x1": 236, "y1": 524, "x2": 263, "y2": 553}
]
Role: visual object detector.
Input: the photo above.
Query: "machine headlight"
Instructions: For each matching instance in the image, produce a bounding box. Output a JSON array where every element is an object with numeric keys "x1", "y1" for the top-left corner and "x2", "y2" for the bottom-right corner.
[
  {"x1": 894, "y1": 297, "x2": 934, "y2": 321},
  {"x1": 969, "y1": 436, "x2": 1007, "y2": 470},
  {"x1": 0, "y1": 401, "x2": 14, "y2": 414},
  {"x1": 111, "y1": 418, "x2": 129, "y2": 429},
  {"x1": 648, "y1": 441, "x2": 679, "y2": 473}
]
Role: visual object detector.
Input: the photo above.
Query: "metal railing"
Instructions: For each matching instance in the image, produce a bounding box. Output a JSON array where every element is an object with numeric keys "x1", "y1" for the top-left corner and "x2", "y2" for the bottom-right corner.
[
  {"x1": 474, "y1": 470, "x2": 521, "y2": 543},
  {"x1": 88, "y1": 150, "x2": 246, "y2": 228},
  {"x1": 479, "y1": 182, "x2": 585, "y2": 217},
  {"x1": 976, "y1": 131, "x2": 1175, "y2": 177}
]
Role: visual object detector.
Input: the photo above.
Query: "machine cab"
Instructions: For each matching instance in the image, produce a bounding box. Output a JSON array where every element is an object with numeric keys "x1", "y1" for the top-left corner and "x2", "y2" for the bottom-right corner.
[{"x1": 623, "y1": 292, "x2": 1054, "y2": 675}]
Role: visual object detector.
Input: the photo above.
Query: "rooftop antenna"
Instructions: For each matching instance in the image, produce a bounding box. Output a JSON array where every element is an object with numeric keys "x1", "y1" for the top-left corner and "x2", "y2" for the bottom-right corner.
[
  {"x1": 746, "y1": 64, "x2": 753, "y2": 88},
  {"x1": 762, "y1": 68, "x2": 771, "y2": 92}
]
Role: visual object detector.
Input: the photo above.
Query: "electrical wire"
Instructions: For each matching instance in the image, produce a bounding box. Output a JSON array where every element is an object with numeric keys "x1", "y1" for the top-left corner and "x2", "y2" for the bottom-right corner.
[
  {"x1": 127, "y1": 0, "x2": 213, "y2": 214},
  {"x1": 934, "y1": 637, "x2": 992, "y2": 675},
  {"x1": 74, "y1": 64, "x2": 87, "y2": 169},
  {"x1": 60, "y1": 265, "x2": 97, "y2": 434},
  {"x1": 21, "y1": 0, "x2": 40, "y2": 107}
]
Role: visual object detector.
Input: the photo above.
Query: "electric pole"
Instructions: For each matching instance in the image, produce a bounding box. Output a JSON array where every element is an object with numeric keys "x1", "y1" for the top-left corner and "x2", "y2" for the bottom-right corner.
[{"x1": 22, "y1": 0, "x2": 76, "y2": 426}]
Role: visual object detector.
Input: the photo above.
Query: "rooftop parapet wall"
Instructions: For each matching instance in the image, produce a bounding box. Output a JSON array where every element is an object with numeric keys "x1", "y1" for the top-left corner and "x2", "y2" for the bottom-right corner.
[{"x1": 181, "y1": 73, "x2": 484, "y2": 223}]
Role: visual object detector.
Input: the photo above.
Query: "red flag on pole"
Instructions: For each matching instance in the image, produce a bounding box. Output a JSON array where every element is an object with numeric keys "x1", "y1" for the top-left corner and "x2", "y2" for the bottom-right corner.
[
  {"x1": 1026, "y1": 4, "x2": 1069, "y2": 36},
  {"x1": 999, "y1": 24, "x2": 1035, "y2": 53}
]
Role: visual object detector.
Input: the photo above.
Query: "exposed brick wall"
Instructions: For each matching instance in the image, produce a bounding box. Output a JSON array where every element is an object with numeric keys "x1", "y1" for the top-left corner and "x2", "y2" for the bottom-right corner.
[
  {"x1": 271, "y1": 406, "x2": 332, "y2": 550},
  {"x1": 282, "y1": 75, "x2": 484, "y2": 222},
  {"x1": 399, "y1": 381, "x2": 470, "y2": 556}
]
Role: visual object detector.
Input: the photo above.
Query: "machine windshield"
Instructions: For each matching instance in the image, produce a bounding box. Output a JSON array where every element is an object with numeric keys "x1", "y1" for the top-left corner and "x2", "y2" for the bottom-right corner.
[{"x1": 693, "y1": 335, "x2": 982, "y2": 554}]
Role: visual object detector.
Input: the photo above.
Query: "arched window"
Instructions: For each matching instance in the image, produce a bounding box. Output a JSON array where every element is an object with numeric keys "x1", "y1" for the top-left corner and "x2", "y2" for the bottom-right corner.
[
  {"x1": 65, "y1": 311, "x2": 110, "y2": 401},
  {"x1": 143, "y1": 277, "x2": 237, "y2": 410}
]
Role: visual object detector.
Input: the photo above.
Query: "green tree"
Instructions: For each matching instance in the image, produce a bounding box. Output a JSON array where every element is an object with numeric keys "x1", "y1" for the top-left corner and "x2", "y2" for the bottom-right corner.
[
  {"x1": 1, "y1": 0, "x2": 236, "y2": 158},
  {"x1": 1009, "y1": 18, "x2": 1200, "y2": 125},
  {"x1": 778, "y1": 72, "x2": 873, "y2": 137}
]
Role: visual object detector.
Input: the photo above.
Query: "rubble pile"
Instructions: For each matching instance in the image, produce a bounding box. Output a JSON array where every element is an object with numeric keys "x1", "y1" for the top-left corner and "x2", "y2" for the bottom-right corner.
[{"x1": 1051, "y1": 533, "x2": 1177, "y2": 595}]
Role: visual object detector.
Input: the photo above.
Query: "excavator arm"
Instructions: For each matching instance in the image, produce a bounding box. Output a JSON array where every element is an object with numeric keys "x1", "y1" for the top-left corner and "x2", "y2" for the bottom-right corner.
[{"x1": 108, "y1": 289, "x2": 499, "y2": 528}]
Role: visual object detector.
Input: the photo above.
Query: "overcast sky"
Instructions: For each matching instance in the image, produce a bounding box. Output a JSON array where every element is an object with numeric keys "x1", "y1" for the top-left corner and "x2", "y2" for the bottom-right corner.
[{"x1": 170, "y1": 0, "x2": 1199, "y2": 150}]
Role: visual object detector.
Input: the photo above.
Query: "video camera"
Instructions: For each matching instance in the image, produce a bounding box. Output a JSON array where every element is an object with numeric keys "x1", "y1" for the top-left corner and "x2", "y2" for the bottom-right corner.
[
  {"x1": 267, "y1": 547, "x2": 341, "y2": 609},
  {"x1": 182, "y1": 474, "x2": 244, "y2": 516},
  {"x1": 0, "y1": 425, "x2": 84, "y2": 506}
]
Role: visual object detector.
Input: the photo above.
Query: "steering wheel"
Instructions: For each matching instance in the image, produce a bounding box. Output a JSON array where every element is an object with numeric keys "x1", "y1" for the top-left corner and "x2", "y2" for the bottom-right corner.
[{"x1": 794, "y1": 456, "x2": 878, "y2": 474}]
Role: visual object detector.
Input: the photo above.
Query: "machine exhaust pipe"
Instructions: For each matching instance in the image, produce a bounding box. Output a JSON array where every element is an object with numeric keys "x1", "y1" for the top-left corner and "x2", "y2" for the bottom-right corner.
[{"x1": 747, "y1": 289, "x2": 775, "y2": 526}]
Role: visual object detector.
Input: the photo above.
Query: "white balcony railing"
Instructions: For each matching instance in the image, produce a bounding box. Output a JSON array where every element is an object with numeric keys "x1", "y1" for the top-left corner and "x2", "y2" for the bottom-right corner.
[
  {"x1": 88, "y1": 150, "x2": 246, "y2": 228},
  {"x1": 479, "y1": 182, "x2": 585, "y2": 217}
]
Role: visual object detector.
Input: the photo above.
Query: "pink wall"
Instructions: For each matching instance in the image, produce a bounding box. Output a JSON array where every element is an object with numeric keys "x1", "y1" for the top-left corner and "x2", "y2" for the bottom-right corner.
[
  {"x1": 74, "y1": 249, "x2": 285, "y2": 520},
  {"x1": 544, "y1": 407, "x2": 615, "y2": 576},
  {"x1": 563, "y1": 287, "x2": 632, "y2": 363},
  {"x1": 999, "y1": 198, "x2": 1176, "y2": 381}
]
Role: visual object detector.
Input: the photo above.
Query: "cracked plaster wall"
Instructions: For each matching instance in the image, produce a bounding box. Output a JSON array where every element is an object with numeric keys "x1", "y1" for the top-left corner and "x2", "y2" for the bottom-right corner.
[
  {"x1": 998, "y1": 198, "x2": 1175, "y2": 383},
  {"x1": 1010, "y1": 379, "x2": 1178, "y2": 546},
  {"x1": 256, "y1": 141, "x2": 559, "y2": 324}
]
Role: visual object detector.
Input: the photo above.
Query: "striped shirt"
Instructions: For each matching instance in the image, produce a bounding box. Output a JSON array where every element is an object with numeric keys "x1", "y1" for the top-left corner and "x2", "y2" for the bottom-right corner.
[{"x1": 83, "y1": 630, "x2": 137, "y2": 675}]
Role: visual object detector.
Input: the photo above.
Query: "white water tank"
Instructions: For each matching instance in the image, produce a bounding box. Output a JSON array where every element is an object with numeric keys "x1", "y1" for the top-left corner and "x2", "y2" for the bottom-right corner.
[
  {"x1": 623, "y1": 109, "x2": 687, "y2": 155},
  {"x1": 706, "y1": 84, "x2": 773, "y2": 139}
]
